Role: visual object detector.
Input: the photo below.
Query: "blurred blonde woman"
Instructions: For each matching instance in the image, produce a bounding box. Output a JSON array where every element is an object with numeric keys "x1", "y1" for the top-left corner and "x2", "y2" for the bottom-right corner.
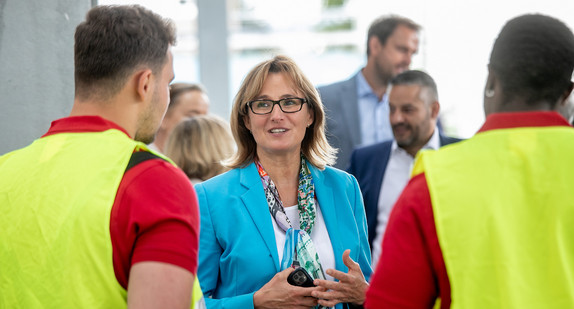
[{"x1": 165, "y1": 114, "x2": 235, "y2": 184}]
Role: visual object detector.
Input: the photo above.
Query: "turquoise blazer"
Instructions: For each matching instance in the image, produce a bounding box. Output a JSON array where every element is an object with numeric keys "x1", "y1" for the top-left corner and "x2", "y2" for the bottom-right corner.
[{"x1": 195, "y1": 162, "x2": 372, "y2": 309}]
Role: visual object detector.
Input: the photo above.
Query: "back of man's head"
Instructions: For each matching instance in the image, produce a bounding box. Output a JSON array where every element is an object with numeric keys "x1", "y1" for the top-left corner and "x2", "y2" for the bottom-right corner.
[
  {"x1": 367, "y1": 15, "x2": 420, "y2": 56},
  {"x1": 74, "y1": 5, "x2": 176, "y2": 101},
  {"x1": 391, "y1": 70, "x2": 438, "y2": 103},
  {"x1": 489, "y1": 14, "x2": 574, "y2": 108}
]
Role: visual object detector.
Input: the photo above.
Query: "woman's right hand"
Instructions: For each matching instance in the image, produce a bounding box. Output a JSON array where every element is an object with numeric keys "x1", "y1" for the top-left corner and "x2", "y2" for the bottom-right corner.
[{"x1": 253, "y1": 268, "x2": 325, "y2": 309}]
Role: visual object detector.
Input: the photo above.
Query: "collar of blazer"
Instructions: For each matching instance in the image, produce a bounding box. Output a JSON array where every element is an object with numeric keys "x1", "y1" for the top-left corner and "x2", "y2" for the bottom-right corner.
[{"x1": 237, "y1": 162, "x2": 344, "y2": 273}]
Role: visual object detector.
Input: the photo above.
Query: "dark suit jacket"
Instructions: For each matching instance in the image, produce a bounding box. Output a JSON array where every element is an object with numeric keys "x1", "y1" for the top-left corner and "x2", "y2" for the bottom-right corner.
[
  {"x1": 347, "y1": 134, "x2": 462, "y2": 249},
  {"x1": 318, "y1": 73, "x2": 361, "y2": 170}
]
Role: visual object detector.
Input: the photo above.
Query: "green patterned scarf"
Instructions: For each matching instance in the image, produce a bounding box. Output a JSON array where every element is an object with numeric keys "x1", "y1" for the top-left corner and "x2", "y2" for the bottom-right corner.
[{"x1": 255, "y1": 156, "x2": 326, "y2": 283}]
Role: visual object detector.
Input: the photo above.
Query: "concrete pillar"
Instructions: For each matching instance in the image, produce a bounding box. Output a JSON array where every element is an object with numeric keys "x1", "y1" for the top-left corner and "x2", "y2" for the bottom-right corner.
[
  {"x1": 0, "y1": 0, "x2": 90, "y2": 155},
  {"x1": 197, "y1": 0, "x2": 231, "y2": 120}
]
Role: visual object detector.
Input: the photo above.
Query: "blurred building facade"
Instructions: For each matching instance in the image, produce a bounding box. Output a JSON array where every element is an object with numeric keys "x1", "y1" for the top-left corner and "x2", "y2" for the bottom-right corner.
[
  {"x1": 2, "y1": 0, "x2": 574, "y2": 155},
  {"x1": 0, "y1": 0, "x2": 91, "y2": 155}
]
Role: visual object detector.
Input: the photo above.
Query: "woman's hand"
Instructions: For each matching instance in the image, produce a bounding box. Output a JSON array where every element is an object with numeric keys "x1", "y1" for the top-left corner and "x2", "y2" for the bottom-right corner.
[
  {"x1": 311, "y1": 249, "x2": 369, "y2": 307},
  {"x1": 253, "y1": 268, "x2": 326, "y2": 309}
]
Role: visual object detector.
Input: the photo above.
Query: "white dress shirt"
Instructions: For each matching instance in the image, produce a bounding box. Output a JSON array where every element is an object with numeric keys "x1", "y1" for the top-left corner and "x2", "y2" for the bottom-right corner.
[{"x1": 371, "y1": 128, "x2": 440, "y2": 267}]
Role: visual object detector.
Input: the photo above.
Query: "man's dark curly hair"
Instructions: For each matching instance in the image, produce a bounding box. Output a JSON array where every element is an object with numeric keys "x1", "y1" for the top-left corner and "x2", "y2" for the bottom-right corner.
[{"x1": 489, "y1": 14, "x2": 574, "y2": 107}]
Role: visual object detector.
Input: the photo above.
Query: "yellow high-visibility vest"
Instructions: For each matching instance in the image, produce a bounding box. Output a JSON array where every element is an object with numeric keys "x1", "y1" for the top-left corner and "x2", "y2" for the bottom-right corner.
[
  {"x1": 0, "y1": 128, "x2": 204, "y2": 308},
  {"x1": 413, "y1": 125, "x2": 574, "y2": 308}
]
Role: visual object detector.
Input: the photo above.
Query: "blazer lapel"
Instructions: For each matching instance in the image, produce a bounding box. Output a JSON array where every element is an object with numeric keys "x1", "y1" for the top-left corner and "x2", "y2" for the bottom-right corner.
[
  {"x1": 366, "y1": 142, "x2": 392, "y2": 247},
  {"x1": 310, "y1": 166, "x2": 344, "y2": 271},
  {"x1": 239, "y1": 163, "x2": 280, "y2": 272},
  {"x1": 439, "y1": 133, "x2": 461, "y2": 147},
  {"x1": 370, "y1": 143, "x2": 390, "y2": 214},
  {"x1": 439, "y1": 134, "x2": 448, "y2": 147}
]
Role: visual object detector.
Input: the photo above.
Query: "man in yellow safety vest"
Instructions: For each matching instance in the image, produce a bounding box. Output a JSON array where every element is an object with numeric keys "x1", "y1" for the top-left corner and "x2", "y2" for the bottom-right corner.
[
  {"x1": 0, "y1": 5, "x2": 204, "y2": 308},
  {"x1": 366, "y1": 13, "x2": 574, "y2": 309}
]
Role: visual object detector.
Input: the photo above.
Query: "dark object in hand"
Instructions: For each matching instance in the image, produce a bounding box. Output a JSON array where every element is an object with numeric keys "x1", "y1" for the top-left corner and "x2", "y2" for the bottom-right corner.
[{"x1": 287, "y1": 267, "x2": 315, "y2": 287}]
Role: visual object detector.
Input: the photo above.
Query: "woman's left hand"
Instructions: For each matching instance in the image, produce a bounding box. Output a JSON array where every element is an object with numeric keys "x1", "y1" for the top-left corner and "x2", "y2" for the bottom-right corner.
[{"x1": 311, "y1": 249, "x2": 369, "y2": 307}]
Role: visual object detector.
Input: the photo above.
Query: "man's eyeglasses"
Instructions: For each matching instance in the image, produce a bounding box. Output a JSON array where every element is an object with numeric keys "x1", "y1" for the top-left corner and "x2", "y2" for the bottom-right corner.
[{"x1": 246, "y1": 98, "x2": 307, "y2": 115}]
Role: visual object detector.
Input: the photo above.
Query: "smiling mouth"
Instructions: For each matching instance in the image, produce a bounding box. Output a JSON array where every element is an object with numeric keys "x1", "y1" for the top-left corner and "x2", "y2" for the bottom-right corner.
[
  {"x1": 392, "y1": 125, "x2": 411, "y2": 134},
  {"x1": 269, "y1": 128, "x2": 287, "y2": 133}
]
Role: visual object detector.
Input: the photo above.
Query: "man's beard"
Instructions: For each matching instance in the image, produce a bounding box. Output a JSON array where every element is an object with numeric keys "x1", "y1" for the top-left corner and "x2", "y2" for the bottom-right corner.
[
  {"x1": 393, "y1": 123, "x2": 415, "y2": 148},
  {"x1": 134, "y1": 90, "x2": 161, "y2": 144},
  {"x1": 134, "y1": 131, "x2": 155, "y2": 145}
]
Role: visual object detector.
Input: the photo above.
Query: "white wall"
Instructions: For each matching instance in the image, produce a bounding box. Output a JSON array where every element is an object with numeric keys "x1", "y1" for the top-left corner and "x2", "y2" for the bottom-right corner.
[{"x1": 2, "y1": 0, "x2": 573, "y2": 155}]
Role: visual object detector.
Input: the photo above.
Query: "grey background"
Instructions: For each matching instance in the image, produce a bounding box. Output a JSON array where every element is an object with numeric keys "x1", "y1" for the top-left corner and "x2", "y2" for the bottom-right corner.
[{"x1": 0, "y1": 0, "x2": 90, "y2": 155}]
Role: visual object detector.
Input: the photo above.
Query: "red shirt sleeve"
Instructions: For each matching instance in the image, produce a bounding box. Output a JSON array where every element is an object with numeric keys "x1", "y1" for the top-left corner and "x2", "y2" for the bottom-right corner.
[
  {"x1": 365, "y1": 173, "x2": 451, "y2": 309},
  {"x1": 110, "y1": 157, "x2": 200, "y2": 289}
]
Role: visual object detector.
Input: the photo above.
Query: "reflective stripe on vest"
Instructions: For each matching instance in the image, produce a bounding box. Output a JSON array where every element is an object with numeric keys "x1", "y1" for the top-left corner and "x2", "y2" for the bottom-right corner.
[{"x1": 413, "y1": 126, "x2": 574, "y2": 308}]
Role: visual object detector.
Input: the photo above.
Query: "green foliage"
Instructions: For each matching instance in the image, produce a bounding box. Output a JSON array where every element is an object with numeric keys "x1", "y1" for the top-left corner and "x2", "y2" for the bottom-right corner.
[{"x1": 323, "y1": 0, "x2": 345, "y2": 8}]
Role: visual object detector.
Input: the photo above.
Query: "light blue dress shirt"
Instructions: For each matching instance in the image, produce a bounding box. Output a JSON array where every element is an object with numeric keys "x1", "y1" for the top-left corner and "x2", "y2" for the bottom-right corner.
[{"x1": 356, "y1": 71, "x2": 393, "y2": 146}]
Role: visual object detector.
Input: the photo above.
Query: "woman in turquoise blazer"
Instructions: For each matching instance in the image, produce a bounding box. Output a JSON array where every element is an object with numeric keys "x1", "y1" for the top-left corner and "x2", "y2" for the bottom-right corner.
[{"x1": 195, "y1": 56, "x2": 372, "y2": 309}]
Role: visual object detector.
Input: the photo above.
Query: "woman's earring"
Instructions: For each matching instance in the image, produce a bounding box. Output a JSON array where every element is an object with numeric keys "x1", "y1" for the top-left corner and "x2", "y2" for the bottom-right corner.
[{"x1": 485, "y1": 89, "x2": 495, "y2": 98}]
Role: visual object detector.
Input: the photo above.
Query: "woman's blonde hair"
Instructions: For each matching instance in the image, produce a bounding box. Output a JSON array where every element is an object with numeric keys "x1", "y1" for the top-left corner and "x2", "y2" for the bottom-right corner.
[
  {"x1": 165, "y1": 114, "x2": 235, "y2": 181},
  {"x1": 227, "y1": 55, "x2": 336, "y2": 169}
]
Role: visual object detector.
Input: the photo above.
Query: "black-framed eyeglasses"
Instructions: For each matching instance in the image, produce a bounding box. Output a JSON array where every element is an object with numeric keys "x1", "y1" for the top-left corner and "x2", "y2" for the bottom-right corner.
[{"x1": 246, "y1": 98, "x2": 307, "y2": 115}]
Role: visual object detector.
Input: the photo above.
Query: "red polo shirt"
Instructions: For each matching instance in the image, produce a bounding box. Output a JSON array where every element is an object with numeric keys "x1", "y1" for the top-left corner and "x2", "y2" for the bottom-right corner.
[{"x1": 44, "y1": 115, "x2": 199, "y2": 289}]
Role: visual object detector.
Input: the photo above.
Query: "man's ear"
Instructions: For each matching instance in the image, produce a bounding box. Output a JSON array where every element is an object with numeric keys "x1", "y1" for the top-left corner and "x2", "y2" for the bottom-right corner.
[
  {"x1": 135, "y1": 69, "x2": 154, "y2": 102},
  {"x1": 557, "y1": 82, "x2": 574, "y2": 108},
  {"x1": 484, "y1": 65, "x2": 497, "y2": 95},
  {"x1": 430, "y1": 100, "x2": 440, "y2": 119},
  {"x1": 368, "y1": 36, "x2": 382, "y2": 55}
]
